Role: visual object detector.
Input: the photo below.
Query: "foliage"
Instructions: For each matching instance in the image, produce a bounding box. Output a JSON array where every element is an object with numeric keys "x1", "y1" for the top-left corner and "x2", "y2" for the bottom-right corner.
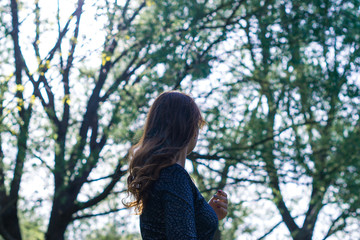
[{"x1": 188, "y1": 0, "x2": 360, "y2": 239}]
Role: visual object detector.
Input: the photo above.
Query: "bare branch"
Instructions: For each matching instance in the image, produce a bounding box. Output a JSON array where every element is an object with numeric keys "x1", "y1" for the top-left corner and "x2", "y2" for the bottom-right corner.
[
  {"x1": 31, "y1": 153, "x2": 54, "y2": 172},
  {"x1": 121, "y1": 0, "x2": 131, "y2": 24},
  {"x1": 60, "y1": 0, "x2": 84, "y2": 140},
  {"x1": 257, "y1": 220, "x2": 283, "y2": 240},
  {"x1": 74, "y1": 160, "x2": 126, "y2": 212},
  {"x1": 45, "y1": 1, "x2": 84, "y2": 62},
  {"x1": 85, "y1": 174, "x2": 115, "y2": 183},
  {"x1": 322, "y1": 212, "x2": 347, "y2": 240},
  {"x1": 99, "y1": 51, "x2": 143, "y2": 102},
  {"x1": 220, "y1": 120, "x2": 321, "y2": 153},
  {"x1": 257, "y1": 214, "x2": 303, "y2": 240},
  {"x1": 72, "y1": 208, "x2": 127, "y2": 221},
  {"x1": 32, "y1": 1, "x2": 41, "y2": 58},
  {"x1": 125, "y1": 1, "x2": 146, "y2": 27}
]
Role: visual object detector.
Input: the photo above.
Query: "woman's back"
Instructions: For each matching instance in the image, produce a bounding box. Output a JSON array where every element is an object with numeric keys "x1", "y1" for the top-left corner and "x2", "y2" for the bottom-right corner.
[{"x1": 140, "y1": 164, "x2": 218, "y2": 240}]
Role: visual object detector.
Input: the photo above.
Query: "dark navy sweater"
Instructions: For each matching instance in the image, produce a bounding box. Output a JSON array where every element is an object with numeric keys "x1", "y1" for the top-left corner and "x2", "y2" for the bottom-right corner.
[{"x1": 140, "y1": 164, "x2": 218, "y2": 239}]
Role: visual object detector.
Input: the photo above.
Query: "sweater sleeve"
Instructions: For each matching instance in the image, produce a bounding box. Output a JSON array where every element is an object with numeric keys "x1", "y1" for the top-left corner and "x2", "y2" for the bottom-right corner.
[{"x1": 160, "y1": 167, "x2": 198, "y2": 239}]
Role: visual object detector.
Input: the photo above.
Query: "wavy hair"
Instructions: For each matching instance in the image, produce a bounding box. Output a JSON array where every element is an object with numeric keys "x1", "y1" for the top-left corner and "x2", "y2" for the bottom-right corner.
[{"x1": 124, "y1": 91, "x2": 205, "y2": 213}]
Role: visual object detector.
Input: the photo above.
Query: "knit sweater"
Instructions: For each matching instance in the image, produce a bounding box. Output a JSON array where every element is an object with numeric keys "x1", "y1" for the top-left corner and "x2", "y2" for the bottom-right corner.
[{"x1": 140, "y1": 164, "x2": 218, "y2": 240}]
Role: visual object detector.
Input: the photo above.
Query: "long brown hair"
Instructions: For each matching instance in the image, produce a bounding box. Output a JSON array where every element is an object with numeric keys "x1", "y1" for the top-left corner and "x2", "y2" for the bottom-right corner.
[{"x1": 124, "y1": 91, "x2": 205, "y2": 213}]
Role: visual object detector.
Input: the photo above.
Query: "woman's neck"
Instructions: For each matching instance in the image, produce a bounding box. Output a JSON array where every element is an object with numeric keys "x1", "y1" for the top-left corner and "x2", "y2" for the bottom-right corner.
[{"x1": 175, "y1": 148, "x2": 187, "y2": 168}]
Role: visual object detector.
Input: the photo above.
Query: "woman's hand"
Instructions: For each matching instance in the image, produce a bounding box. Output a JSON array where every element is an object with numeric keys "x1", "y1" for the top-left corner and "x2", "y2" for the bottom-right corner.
[{"x1": 208, "y1": 190, "x2": 228, "y2": 220}]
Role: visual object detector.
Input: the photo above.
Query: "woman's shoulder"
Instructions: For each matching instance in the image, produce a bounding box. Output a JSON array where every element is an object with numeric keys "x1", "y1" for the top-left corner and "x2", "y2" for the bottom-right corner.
[
  {"x1": 159, "y1": 164, "x2": 190, "y2": 180},
  {"x1": 155, "y1": 164, "x2": 196, "y2": 205},
  {"x1": 156, "y1": 164, "x2": 193, "y2": 189}
]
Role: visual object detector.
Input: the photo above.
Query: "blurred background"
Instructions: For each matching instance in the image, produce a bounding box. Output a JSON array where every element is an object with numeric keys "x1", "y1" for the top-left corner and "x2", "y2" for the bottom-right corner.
[{"x1": 0, "y1": 0, "x2": 359, "y2": 239}]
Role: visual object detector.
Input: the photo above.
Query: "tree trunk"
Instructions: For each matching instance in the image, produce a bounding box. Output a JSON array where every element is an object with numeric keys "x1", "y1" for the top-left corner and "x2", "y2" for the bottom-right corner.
[
  {"x1": 46, "y1": 212, "x2": 72, "y2": 240},
  {"x1": 1, "y1": 205, "x2": 22, "y2": 240},
  {"x1": 293, "y1": 229, "x2": 313, "y2": 240},
  {"x1": 45, "y1": 198, "x2": 73, "y2": 240}
]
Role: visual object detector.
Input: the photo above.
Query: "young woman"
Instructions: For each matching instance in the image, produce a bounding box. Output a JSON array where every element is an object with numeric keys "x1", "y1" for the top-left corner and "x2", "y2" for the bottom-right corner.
[{"x1": 125, "y1": 91, "x2": 228, "y2": 239}]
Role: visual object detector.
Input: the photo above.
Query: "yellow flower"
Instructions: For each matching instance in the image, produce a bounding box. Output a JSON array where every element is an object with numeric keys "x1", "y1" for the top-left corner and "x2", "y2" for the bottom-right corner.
[
  {"x1": 101, "y1": 53, "x2": 110, "y2": 66},
  {"x1": 5, "y1": 73, "x2": 14, "y2": 82},
  {"x1": 62, "y1": 95, "x2": 71, "y2": 105},
  {"x1": 146, "y1": 0, "x2": 155, "y2": 7},
  {"x1": 125, "y1": 35, "x2": 130, "y2": 40},
  {"x1": 71, "y1": 37, "x2": 78, "y2": 44},
  {"x1": 17, "y1": 98, "x2": 24, "y2": 106},
  {"x1": 30, "y1": 95, "x2": 36, "y2": 104},
  {"x1": 16, "y1": 84, "x2": 25, "y2": 92}
]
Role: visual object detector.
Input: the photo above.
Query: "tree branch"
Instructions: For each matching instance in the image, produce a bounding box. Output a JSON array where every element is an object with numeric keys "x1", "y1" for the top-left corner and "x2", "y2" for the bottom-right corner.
[
  {"x1": 72, "y1": 208, "x2": 127, "y2": 221},
  {"x1": 257, "y1": 214, "x2": 303, "y2": 240},
  {"x1": 74, "y1": 160, "x2": 126, "y2": 212},
  {"x1": 321, "y1": 212, "x2": 347, "y2": 240}
]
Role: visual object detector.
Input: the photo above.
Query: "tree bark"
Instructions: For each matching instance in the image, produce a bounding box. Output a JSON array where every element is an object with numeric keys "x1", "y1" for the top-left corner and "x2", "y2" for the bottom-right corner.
[
  {"x1": 1, "y1": 206, "x2": 21, "y2": 240},
  {"x1": 0, "y1": 1, "x2": 34, "y2": 239},
  {"x1": 45, "y1": 198, "x2": 73, "y2": 240},
  {"x1": 293, "y1": 231, "x2": 313, "y2": 240}
]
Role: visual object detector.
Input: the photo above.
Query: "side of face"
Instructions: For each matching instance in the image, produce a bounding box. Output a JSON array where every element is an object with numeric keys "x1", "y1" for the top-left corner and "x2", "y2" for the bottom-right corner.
[{"x1": 187, "y1": 129, "x2": 199, "y2": 155}]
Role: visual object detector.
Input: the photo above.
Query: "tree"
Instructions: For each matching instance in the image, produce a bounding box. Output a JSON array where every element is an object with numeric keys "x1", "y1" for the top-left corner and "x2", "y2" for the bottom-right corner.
[
  {"x1": 0, "y1": 0, "x2": 243, "y2": 239},
  {"x1": 188, "y1": 0, "x2": 360, "y2": 239}
]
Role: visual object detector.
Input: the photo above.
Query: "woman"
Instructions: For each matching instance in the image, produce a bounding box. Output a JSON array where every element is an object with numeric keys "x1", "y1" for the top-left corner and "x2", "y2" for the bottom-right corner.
[{"x1": 125, "y1": 91, "x2": 228, "y2": 239}]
